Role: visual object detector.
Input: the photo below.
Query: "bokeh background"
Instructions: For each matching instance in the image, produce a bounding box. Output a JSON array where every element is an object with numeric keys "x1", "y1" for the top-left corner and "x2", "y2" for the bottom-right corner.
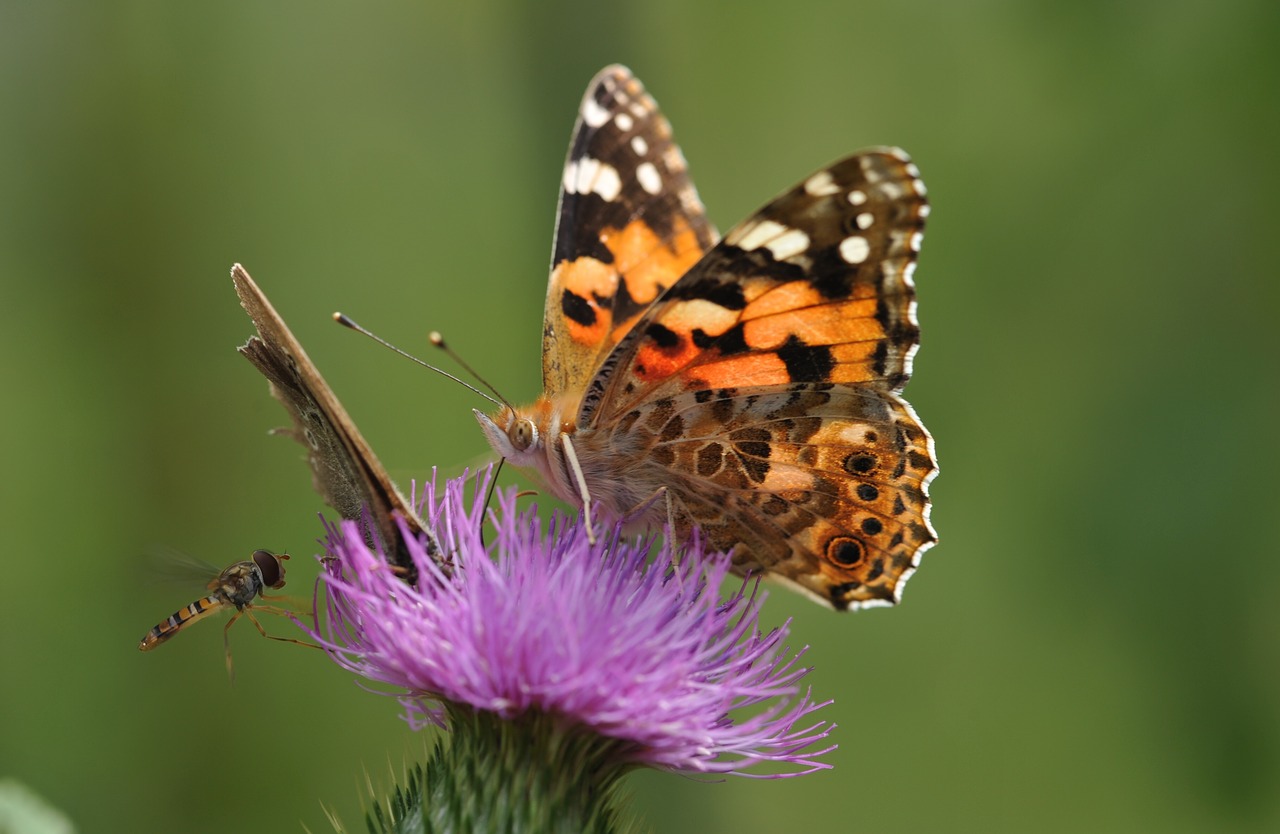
[{"x1": 3, "y1": 2, "x2": 1277, "y2": 832}]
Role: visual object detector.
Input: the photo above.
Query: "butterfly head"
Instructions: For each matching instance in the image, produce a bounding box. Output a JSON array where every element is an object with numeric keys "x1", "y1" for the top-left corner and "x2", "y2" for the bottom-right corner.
[{"x1": 474, "y1": 406, "x2": 543, "y2": 468}]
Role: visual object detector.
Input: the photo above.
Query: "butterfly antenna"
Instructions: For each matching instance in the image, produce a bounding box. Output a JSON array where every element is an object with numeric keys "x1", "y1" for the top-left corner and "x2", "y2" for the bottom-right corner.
[
  {"x1": 429, "y1": 332, "x2": 512, "y2": 410},
  {"x1": 333, "y1": 314, "x2": 505, "y2": 409}
]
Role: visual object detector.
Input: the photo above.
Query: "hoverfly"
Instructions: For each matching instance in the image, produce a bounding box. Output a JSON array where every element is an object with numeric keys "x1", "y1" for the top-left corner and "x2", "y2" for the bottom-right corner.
[{"x1": 139, "y1": 549, "x2": 313, "y2": 678}]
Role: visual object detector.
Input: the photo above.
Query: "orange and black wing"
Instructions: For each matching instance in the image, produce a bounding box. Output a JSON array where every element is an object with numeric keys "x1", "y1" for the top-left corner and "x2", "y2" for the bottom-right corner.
[{"x1": 541, "y1": 65, "x2": 716, "y2": 400}]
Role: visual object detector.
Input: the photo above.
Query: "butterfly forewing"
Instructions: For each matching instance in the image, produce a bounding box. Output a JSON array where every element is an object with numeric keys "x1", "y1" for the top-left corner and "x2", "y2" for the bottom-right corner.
[
  {"x1": 542, "y1": 65, "x2": 716, "y2": 399},
  {"x1": 583, "y1": 151, "x2": 929, "y2": 423}
]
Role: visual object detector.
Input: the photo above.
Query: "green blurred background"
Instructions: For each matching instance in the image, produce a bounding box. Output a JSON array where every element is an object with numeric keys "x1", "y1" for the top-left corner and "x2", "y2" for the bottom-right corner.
[{"x1": 3, "y1": 1, "x2": 1277, "y2": 832}]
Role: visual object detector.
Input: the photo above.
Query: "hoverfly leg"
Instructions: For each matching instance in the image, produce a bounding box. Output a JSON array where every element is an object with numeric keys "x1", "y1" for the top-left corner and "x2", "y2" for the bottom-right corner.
[{"x1": 243, "y1": 607, "x2": 323, "y2": 652}]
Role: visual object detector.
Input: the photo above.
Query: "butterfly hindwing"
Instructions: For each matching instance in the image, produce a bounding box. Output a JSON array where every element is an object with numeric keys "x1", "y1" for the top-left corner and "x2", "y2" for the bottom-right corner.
[
  {"x1": 542, "y1": 65, "x2": 716, "y2": 399},
  {"x1": 620, "y1": 383, "x2": 936, "y2": 608}
]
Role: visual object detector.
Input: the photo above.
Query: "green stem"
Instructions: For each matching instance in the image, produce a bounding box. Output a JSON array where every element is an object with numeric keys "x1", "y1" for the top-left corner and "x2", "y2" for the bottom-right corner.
[{"x1": 366, "y1": 705, "x2": 640, "y2": 834}]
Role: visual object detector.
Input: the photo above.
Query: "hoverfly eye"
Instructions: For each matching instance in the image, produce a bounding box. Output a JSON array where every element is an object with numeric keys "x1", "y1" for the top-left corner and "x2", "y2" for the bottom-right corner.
[
  {"x1": 251, "y1": 549, "x2": 286, "y2": 588},
  {"x1": 511, "y1": 419, "x2": 536, "y2": 451}
]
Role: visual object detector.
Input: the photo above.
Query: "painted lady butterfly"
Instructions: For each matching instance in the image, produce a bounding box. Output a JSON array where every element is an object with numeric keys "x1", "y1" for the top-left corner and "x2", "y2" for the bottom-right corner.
[
  {"x1": 234, "y1": 264, "x2": 442, "y2": 581},
  {"x1": 476, "y1": 65, "x2": 938, "y2": 610}
]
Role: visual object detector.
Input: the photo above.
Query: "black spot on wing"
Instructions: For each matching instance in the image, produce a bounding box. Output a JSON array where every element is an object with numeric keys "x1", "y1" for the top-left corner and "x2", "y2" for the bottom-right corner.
[
  {"x1": 731, "y1": 427, "x2": 771, "y2": 459},
  {"x1": 554, "y1": 194, "x2": 619, "y2": 265},
  {"x1": 710, "y1": 393, "x2": 736, "y2": 424},
  {"x1": 561, "y1": 290, "x2": 597, "y2": 327},
  {"x1": 612, "y1": 274, "x2": 649, "y2": 324},
  {"x1": 810, "y1": 248, "x2": 858, "y2": 299},
  {"x1": 741, "y1": 455, "x2": 770, "y2": 482},
  {"x1": 696, "y1": 442, "x2": 724, "y2": 476},
  {"x1": 870, "y1": 342, "x2": 889, "y2": 376},
  {"x1": 692, "y1": 321, "x2": 748, "y2": 356},
  {"x1": 829, "y1": 539, "x2": 864, "y2": 566},
  {"x1": 776, "y1": 335, "x2": 835, "y2": 382},
  {"x1": 667, "y1": 277, "x2": 747, "y2": 310},
  {"x1": 660, "y1": 415, "x2": 685, "y2": 443},
  {"x1": 845, "y1": 452, "x2": 876, "y2": 474},
  {"x1": 646, "y1": 322, "x2": 680, "y2": 349}
]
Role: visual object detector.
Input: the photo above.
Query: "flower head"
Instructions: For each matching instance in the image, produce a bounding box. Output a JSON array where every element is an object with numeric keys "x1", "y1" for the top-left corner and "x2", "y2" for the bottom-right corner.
[{"x1": 312, "y1": 469, "x2": 835, "y2": 777}]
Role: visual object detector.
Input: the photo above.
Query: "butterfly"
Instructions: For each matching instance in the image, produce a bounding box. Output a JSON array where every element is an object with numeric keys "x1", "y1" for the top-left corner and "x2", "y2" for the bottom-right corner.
[
  {"x1": 233, "y1": 264, "x2": 442, "y2": 582},
  {"x1": 475, "y1": 66, "x2": 937, "y2": 610}
]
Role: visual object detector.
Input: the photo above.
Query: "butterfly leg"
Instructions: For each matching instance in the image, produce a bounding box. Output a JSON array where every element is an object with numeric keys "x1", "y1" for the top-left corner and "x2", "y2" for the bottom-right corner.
[
  {"x1": 618, "y1": 486, "x2": 684, "y2": 560},
  {"x1": 665, "y1": 488, "x2": 676, "y2": 544},
  {"x1": 619, "y1": 485, "x2": 670, "y2": 527},
  {"x1": 559, "y1": 432, "x2": 596, "y2": 544}
]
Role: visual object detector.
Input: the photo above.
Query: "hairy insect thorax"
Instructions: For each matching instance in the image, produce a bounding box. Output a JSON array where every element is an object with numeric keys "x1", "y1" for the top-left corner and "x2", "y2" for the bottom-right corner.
[{"x1": 476, "y1": 395, "x2": 659, "y2": 525}]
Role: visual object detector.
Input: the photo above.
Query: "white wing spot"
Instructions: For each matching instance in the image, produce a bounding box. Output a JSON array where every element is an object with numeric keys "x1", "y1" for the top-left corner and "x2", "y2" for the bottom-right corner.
[
  {"x1": 764, "y1": 228, "x2": 810, "y2": 260},
  {"x1": 727, "y1": 218, "x2": 788, "y2": 251},
  {"x1": 565, "y1": 157, "x2": 622, "y2": 201},
  {"x1": 804, "y1": 170, "x2": 840, "y2": 196},
  {"x1": 636, "y1": 162, "x2": 662, "y2": 195},
  {"x1": 848, "y1": 189, "x2": 868, "y2": 206},
  {"x1": 630, "y1": 102, "x2": 647, "y2": 119},
  {"x1": 593, "y1": 163, "x2": 622, "y2": 201},
  {"x1": 677, "y1": 186, "x2": 703, "y2": 216},
  {"x1": 906, "y1": 162, "x2": 921, "y2": 178},
  {"x1": 839, "y1": 235, "x2": 870, "y2": 264},
  {"x1": 913, "y1": 178, "x2": 927, "y2": 196},
  {"x1": 918, "y1": 204, "x2": 932, "y2": 219},
  {"x1": 909, "y1": 231, "x2": 924, "y2": 252},
  {"x1": 856, "y1": 212, "x2": 874, "y2": 230},
  {"x1": 880, "y1": 181, "x2": 907, "y2": 200},
  {"x1": 615, "y1": 112, "x2": 634, "y2": 132},
  {"x1": 663, "y1": 146, "x2": 688, "y2": 172},
  {"x1": 582, "y1": 97, "x2": 610, "y2": 128},
  {"x1": 630, "y1": 135, "x2": 649, "y2": 156}
]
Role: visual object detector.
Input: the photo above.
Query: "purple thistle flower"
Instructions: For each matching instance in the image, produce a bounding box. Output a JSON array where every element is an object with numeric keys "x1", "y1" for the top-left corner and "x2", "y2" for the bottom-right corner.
[{"x1": 310, "y1": 468, "x2": 835, "y2": 778}]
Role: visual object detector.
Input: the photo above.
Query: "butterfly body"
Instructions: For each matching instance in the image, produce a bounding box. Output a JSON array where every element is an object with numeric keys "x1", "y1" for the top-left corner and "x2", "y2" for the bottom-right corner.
[
  {"x1": 478, "y1": 66, "x2": 937, "y2": 610},
  {"x1": 478, "y1": 397, "x2": 654, "y2": 527}
]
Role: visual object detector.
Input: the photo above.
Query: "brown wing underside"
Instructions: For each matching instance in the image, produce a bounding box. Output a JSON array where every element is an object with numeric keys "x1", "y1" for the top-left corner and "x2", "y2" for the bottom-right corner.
[
  {"x1": 623, "y1": 384, "x2": 937, "y2": 610},
  {"x1": 232, "y1": 264, "x2": 440, "y2": 577}
]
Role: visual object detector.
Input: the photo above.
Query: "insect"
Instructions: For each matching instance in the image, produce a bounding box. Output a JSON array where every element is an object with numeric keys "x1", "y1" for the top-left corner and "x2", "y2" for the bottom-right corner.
[
  {"x1": 475, "y1": 65, "x2": 938, "y2": 610},
  {"x1": 138, "y1": 549, "x2": 310, "y2": 677},
  {"x1": 233, "y1": 264, "x2": 442, "y2": 582}
]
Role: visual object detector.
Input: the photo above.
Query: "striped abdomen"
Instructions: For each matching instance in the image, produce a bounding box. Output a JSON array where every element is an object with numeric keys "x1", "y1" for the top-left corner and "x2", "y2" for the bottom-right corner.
[{"x1": 138, "y1": 594, "x2": 230, "y2": 651}]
